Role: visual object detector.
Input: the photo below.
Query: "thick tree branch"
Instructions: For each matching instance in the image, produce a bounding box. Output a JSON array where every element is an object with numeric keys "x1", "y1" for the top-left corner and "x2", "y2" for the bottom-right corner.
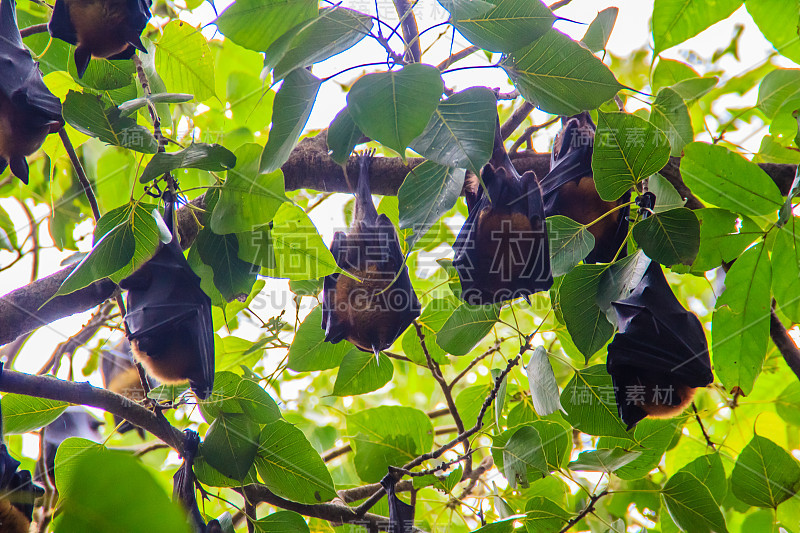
[
  {"x1": 0, "y1": 370, "x2": 185, "y2": 451},
  {"x1": 770, "y1": 303, "x2": 800, "y2": 380}
]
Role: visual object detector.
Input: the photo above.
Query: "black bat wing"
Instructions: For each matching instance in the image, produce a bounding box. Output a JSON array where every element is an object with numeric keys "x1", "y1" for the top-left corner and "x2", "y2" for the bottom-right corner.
[
  {"x1": 322, "y1": 231, "x2": 348, "y2": 344},
  {"x1": 125, "y1": 0, "x2": 151, "y2": 52},
  {"x1": 540, "y1": 145, "x2": 591, "y2": 214},
  {"x1": 47, "y1": 0, "x2": 78, "y2": 45},
  {"x1": 0, "y1": 445, "x2": 42, "y2": 522},
  {"x1": 380, "y1": 473, "x2": 414, "y2": 533},
  {"x1": 173, "y1": 430, "x2": 207, "y2": 533},
  {"x1": 121, "y1": 240, "x2": 215, "y2": 399}
]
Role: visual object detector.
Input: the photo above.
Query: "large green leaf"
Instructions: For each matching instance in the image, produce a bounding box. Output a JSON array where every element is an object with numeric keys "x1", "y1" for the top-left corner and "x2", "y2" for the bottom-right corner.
[
  {"x1": 679, "y1": 453, "x2": 727, "y2": 504},
  {"x1": 287, "y1": 306, "x2": 354, "y2": 371},
  {"x1": 62, "y1": 91, "x2": 157, "y2": 153},
  {"x1": 265, "y1": 7, "x2": 373, "y2": 81},
  {"x1": 501, "y1": 29, "x2": 623, "y2": 115},
  {"x1": 731, "y1": 435, "x2": 800, "y2": 508},
  {"x1": 558, "y1": 264, "x2": 613, "y2": 359},
  {"x1": 347, "y1": 406, "x2": 433, "y2": 482},
  {"x1": 581, "y1": 7, "x2": 618, "y2": 52},
  {"x1": 592, "y1": 111, "x2": 670, "y2": 201},
  {"x1": 347, "y1": 63, "x2": 444, "y2": 156},
  {"x1": 440, "y1": 0, "x2": 554, "y2": 53},
  {"x1": 680, "y1": 142, "x2": 784, "y2": 217},
  {"x1": 398, "y1": 161, "x2": 465, "y2": 249},
  {"x1": 72, "y1": 57, "x2": 135, "y2": 91},
  {"x1": 547, "y1": 215, "x2": 595, "y2": 277},
  {"x1": 154, "y1": 21, "x2": 216, "y2": 101},
  {"x1": 410, "y1": 87, "x2": 497, "y2": 174},
  {"x1": 662, "y1": 471, "x2": 729, "y2": 533},
  {"x1": 746, "y1": 0, "x2": 800, "y2": 64},
  {"x1": 502, "y1": 425, "x2": 548, "y2": 489},
  {"x1": 194, "y1": 226, "x2": 257, "y2": 301},
  {"x1": 332, "y1": 351, "x2": 394, "y2": 396},
  {"x1": 212, "y1": 144, "x2": 288, "y2": 234},
  {"x1": 561, "y1": 365, "x2": 630, "y2": 438},
  {"x1": 597, "y1": 418, "x2": 681, "y2": 480},
  {"x1": 54, "y1": 438, "x2": 106, "y2": 498},
  {"x1": 650, "y1": 87, "x2": 693, "y2": 156},
  {"x1": 140, "y1": 143, "x2": 236, "y2": 183},
  {"x1": 691, "y1": 208, "x2": 762, "y2": 273},
  {"x1": 632, "y1": 207, "x2": 700, "y2": 266},
  {"x1": 92, "y1": 202, "x2": 163, "y2": 283},
  {"x1": 215, "y1": 0, "x2": 317, "y2": 52},
  {"x1": 1, "y1": 394, "x2": 66, "y2": 434},
  {"x1": 327, "y1": 106, "x2": 363, "y2": 165},
  {"x1": 201, "y1": 412, "x2": 260, "y2": 481},
  {"x1": 253, "y1": 511, "x2": 310, "y2": 533},
  {"x1": 757, "y1": 69, "x2": 800, "y2": 120},
  {"x1": 436, "y1": 302, "x2": 501, "y2": 355},
  {"x1": 568, "y1": 448, "x2": 643, "y2": 473},
  {"x1": 524, "y1": 497, "x2": 571, "y2": 533},
  {"x1": 652, "y1": 0, "x2": 743, "y2": 53},
  {"x1": 260, "y1": 69, "x2": 322, "y2": 173},
  {"x1": 712, "y1": 241, "x2": 771, "y2": 395},
  {"x1": 255, "y1": 420, "x2": 337, "y2": 504}
]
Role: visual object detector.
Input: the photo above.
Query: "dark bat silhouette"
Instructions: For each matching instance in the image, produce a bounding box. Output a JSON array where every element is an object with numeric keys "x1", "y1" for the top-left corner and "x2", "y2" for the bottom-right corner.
[
  {"x1": 606, "y1": 259, "x2": 713, "y2": 429},
  {"x1": 101, "y1": 339, "x2": 157, "y2": 436},
  {"x1": 540, "y1": 112, "x2": 630, "y2": 264},
  {"x1": 322, "y1": 150, "x2": 421, "y2": 356},
  {"x1": 173, "y1": 430, "x2": 215, "y2": 533},
  {"x1": 0, "y1": 0, "x2": 64, "y2": 184},
  {"x1": 48, "y1": 0, "x2": 152, "y2": 78},
  {"x1": 36, "y1": 406, "x2": 102, "y2": 483},
  {"x1": 381, "y1": 471, "x2": 414, "y2": 533},
  {"x1": 120, "y1": 196, "x2": 215, "y2": 400},
  {"x1": 453, "y1": 116, "x2": 552, "y2": 305}
]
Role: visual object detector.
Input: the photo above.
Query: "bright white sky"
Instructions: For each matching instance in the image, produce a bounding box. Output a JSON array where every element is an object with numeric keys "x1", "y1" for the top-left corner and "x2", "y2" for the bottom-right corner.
[{"x1": 0, "y1": 0, "x2": 795, "y2": 397}]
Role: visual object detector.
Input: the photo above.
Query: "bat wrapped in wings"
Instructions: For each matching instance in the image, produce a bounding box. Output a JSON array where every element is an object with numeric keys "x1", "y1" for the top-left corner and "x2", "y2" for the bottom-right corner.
[
  {"x1": 453, "y1": 116, "x2": 552, "y2": 305},
  {"x1": 120, "y1": 196, "x2": 215, "y2": 400},
  {"x1": 48, "y1": 0, "x2": 152, "y2": 78},
  {"x1": 540, "y1": 112, "x2": 630, "y2": 264},
  {"x1": 0, "y1": 0, "x2": 64, "y2": 184},
  {"x1": 606, "y1": 259, "x2": 713, "y2": 429},
  {"x1": 322, "y1": 150, "x2": 421, "y2": 356}
]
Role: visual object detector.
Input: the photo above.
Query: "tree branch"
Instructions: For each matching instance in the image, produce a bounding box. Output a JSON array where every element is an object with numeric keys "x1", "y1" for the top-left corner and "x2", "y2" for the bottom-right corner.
[
  {"x1": 769, "y1": 303, "x2": 800, "y2": 380},
  {"x1": 558, "y1": 490, "x2": 608, "y2": 533}
]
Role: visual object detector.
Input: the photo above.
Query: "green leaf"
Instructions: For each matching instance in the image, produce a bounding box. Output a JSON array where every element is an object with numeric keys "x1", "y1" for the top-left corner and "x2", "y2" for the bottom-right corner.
[
  {"x1": 455, "y1": 384, "x2": 492, "y2": 428},
  {"x1": 650, "y1": 87, "x2": 693, "y2": 156},
  {"x1": 757, "y1": 69, "x2": 800, "y2": 120},
  {"x1": 56, "y1": 220, "x2": 136, "y2": 295},
  {"x1": 255, "y1": 419, "x2": 337, "y2": 503},
  {"x1": 201, "y1": 412, "x2": 260, "y2": 480},
  {"x1": 140, "y1": 143, "x2": 236, "y2": 183},
  {"x1": 62, "y1": 91, "x2": 157, "y2": 153},
  {"x1": 632, "y1": 207, "x2": 700, "y2": 266},
  {"x1": 524, "y1": 497, "x2": 571, "y2": 533},
  {"x1": 712, "y1": 241, "x2": 771, "y2": 395},
  {"x1": 501, "y1": 29, "x2": 623, "y2": 116},
  {"x1": 1, "y1": 395, "x2": 66, "y2": 435},
  {"x1": 265, "y1": 7, "x2": 373, "y2": 81},
  {"x1": 558, "y1": 264, "x2": 613, "y2": 359},
  {"x1": 401, "y1": 297, "x2": 457, "y2": 366},
  {"x1": 562, "y1": 365, "x2": 630, "y2": 438},
  {"x1": 215, "y1": 0, "x2": 317, "y2": 52},
  {"x1": 503, "y1": 425, "x2": 548, "y2": 488},
  {"x1": 662, "y1": 471, "x2": 729, "y2": 533},
  {"x1": 0, "y1": 204, "x2": 16, "y2": 251},
  {"x1": 581, "y1": 7, "x2": 618, "y2": 52},
  {"x1": 679, "y1": 453, "x2": 727, "y2": 504},
  {"x1": 592, "y1": 111, "x2": 670, "y2": 201},
  {"x1": 54, "y1": 438, "x2": 106, "y2": 498},
  {"x1": 237, "y1": 225, "x2": 277, "y2": 270},
  {"x1": 732, "y1": 435, "x2": 800, "y2": 508},
  {"x1": 73, "y1": 58, "x2": 135, "y2": 91},
  {"x1": 492, "y1": 368, "x2": 507, "y2": 428},
  {"x1": 597, "y1": 418, "x2": 681, "y2": 480},
  {"x1": 650, "y1": 173, "x2": 687, "y2": 213},
  {"x1": 776, "y1": 381, "x2": 800, "y2": 425},
  {"x1": 547, "y1": 215, "x2": 595, "y2": 277},
  {"x1": 568, "y1": 448, "x2": 643, "y2": 473},
  {"x1": 440, "y1": 0, "x2": 554, "y2": 53},
  {"x1": 347, "y1": 406, "x2": 433, "y2": 482},
  {"x1": 155, "y1": 21, "x2": 216, "y2": 101},
  {"x1": 436, "y1": 302, "x2": 501, "y2": 355},
  {"x1": 235, "y1": 379, "x2": 282, "y2": 424},
  {"x1": 348, "y1": 63, "x2": 444, "y2": 156},
  {"x1": 332, "y1": 351, "x2": 394, "y2": 396},
  {"x1": 671, "y1": 76, "x2": 718, "y2": 102},
  {"x1": 410, "y1": 86, "x2": 497, "y2": 174},
  {"x1": 773, "y1": 217, "x2": 800, "y2": 321},
  {"x1": 398, "y1": 161, "x2": 465, "y2": 249},
  {"x1": 288, "y1": 306, "x2": 354, "y2": 371},
  {"x1": 212, "y1": 143, "x2": 287, "y2": 234},
  {"x1": 680, "y1": 142, "x2": 783, "y2": 217},
  {"x1": 195, "y1": 226, "x2": 257, "y2": 301},
  {"x1": 252, "y1": 511, "x2": 310, "y2": 533},
  {"x1": 691, "y1": 208, "x2": 761, "y2": 273},
  {"x1": 262, "y1": 203, "x2": 339, "y2": 280},
  {"x1": 327, "y1": 106, "x2": 363, "y2": 165},
  {"x1": 92, "y1": 202, "x2": 162, "y2": 283},
  {"x1": 117, "y1": 93, "x2": 194, "y2": 116},
  {"x1": 652, "y1": 0, "x2": 743, "y2": 53},
  {"x1": 260, "y1": 69, "x2": 323, "y2": 173},
  {"x1": 652, "y1": 59, "x2": 699, "y2": 93},
  {"x1": 746, "y1": 0, "x2": 800, "y2": 64}
]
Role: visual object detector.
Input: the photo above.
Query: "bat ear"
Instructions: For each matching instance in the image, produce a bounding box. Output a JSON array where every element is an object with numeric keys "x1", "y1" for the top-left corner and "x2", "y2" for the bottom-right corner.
[{"x1": 74, "y1": 46, "x2": 91, "y2": 78}]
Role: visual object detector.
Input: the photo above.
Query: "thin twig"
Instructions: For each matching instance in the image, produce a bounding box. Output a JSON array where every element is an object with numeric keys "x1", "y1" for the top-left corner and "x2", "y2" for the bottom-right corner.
[
  {"x1": 558, "y1": 490, "x2": 609, "y2": 533},
  {"x1": 37, "y1": 303, "x2": 115, "y2": 375},
  {"x1": 692, "y1": 403, "x2": 716, "y2": 450},
  {"x1": 436, "y1": 46, "x2": 479, "y2": 71},
  {"x1": 509, "y1": 117, "x2": 561, "y2": 153},
  {"x1": 132, "y1": 56, "x2": 166, "y2": 152},
  {"x1": 392, "y1": 0, "x2": 421, "y2": 62},
  {"x1": 58, "y1": 128, "x2": 100, "y2": 221},
  {"x1": 450, "y1": 340, "x2": 502, "y2": 388},
  {"x1": 17, "y1": 199, "x2": 39, "y2": 282}
]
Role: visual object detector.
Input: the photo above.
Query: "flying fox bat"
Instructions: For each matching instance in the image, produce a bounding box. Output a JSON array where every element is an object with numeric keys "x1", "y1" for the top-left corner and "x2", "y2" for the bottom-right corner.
[
  {"x1": 540, "y1": 112, "x2": 630, "y2": 264},
  {"x1": 36, "y1": 406, "x2": 102, "y2": 483},
  {"x1": 322, "y1": 150, "x2": 421, "y2": 356},
  {"x1": 101, "y1": 339, "x2": 157, "y2": 436},
  {"x1": 48, "y1": 0, "x2": 152, "y2": 78},
  {"x1": 606, "y1": 259, "x2": 713, "y2": 429},
  {"x1": 120, "y1": 196, "x2": 215, "y2": 400},
  {"x1": 0, "y1": 443, "x2": 43, "y2": 532},
  {"x1": 452, "y1": 116, "x2": 552, "y2": 305},
  {"x1": 0, "y1": 0, "x2": 64, "y2": 184},
  {"x1": 173, "y1": 430, "x2": 217, "y2": 533}
]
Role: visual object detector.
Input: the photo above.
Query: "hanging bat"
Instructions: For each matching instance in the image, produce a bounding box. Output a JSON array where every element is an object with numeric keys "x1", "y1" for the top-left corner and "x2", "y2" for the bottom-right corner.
[
  {"x1": 120, "y1": 196, "x2": 215, "y2": 400},
  {"x1": 0, "y1": 443, "x2": 43, "y2": 533},
  {"x1": 606, "y1": 259, "x2": 713, "y2": 429},
  {"x1": 453, "y1": 116, "x2": 552, "y2": 305},
  {"x1": 48, "y1": 0, "x2": 152, "y2": 78},
  {"x1": 540, "y1": 112, "x2": 630, "y2": 264},
  {"x1": 0, "y1": 0, "x2": 64, "y2": 184},
  {"x1": 322, "y1": 150, "x2": 421, "y2": 356},
  {"x1": 36, "y1": 406, "x2": 102, "y2": 483},
  {"x1": 101, "y1": 339, "x2": 157, "y2": 436},
  {"x1": 380, "y1": 471, "x2": 414, "y2": 533},
  {"x1": 173, "y1": 430, "x2": 213, "y2": 533}
]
